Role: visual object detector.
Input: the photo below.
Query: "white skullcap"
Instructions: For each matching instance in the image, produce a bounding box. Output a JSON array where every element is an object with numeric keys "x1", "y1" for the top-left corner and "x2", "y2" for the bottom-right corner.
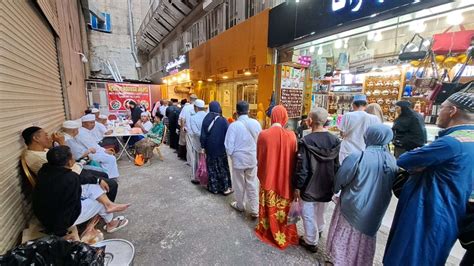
[
  {"x1": 141, "y1": 111, "x2": 150, "y2": 116},
  {"x1": 98, "y1": 114, "x2": 108, "y2": 119},
  {"x1": 90, "y1": 108, "x2": 99, "y2": 113},
  {"x1": 194, "y1": 99, "x2": 205, "y2": 108},
  {"x1": 81, "y1": 114, "x2": 96, "y2": 122},
  {"x1": 62, "y1": 120, "x2": 81, "y2": 129}
]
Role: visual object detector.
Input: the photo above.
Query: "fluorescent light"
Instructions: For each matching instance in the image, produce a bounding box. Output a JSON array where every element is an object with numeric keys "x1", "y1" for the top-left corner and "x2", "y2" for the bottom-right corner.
[
  {"x1": 309, "y1": 46, "x2": 315, "y2": 53},
  {"x1": 447, "y1": 12, "x2": 464, "y2": 25},
  {"x1": 374, "y1": 31, "x2": 383, "y2": 42}
]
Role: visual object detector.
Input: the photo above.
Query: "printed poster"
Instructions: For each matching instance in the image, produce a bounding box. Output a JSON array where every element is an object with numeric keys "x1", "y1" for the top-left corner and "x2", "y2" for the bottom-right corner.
[{"x1": 106, "y1": 83, "x2": 151, "y2": 111}]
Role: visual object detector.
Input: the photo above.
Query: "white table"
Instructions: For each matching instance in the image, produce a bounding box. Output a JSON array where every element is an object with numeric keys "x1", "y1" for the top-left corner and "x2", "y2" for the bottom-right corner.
[{"x1": 104, "y1": 131, "x2": 144, "y2": 161}]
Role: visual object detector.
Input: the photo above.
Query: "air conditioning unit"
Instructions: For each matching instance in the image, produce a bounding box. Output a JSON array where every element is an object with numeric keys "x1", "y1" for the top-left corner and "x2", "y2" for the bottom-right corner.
[{"x1": 203, "y1": 0, "x2": 224, "y2": 12}]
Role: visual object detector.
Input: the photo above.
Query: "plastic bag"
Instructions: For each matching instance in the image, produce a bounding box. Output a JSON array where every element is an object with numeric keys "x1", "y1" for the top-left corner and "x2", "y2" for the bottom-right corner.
[
  {"x1": 0, "y1": 235, "x2": 105, "y2": 265},
  {"x1": 196, "y1": 153, "x2": 208, "y2": 186},
  {"x1": 287, "y1": 199, "x2": 302, "y2": 225}
]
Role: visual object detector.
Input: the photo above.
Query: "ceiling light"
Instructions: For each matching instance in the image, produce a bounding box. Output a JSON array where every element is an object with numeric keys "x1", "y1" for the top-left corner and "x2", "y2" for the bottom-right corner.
[
  {"x1": 223, "y1": 75, "x2": 228, "y2": 79},
  {"x1": 447, "y1": 12, "x2": 464, "y2": 26},
  {"x1": 172, "y1": 76, "x2": 177, "y2": 81},
  {"x1": 207, "y1": 78, "x2": 213, "y2": 82},
  {"x1": 374, "y1": 31, "x2": 383, "y2": 42},
  {"x1": 198, "y1": 80, "x2": 203, "y2": 84},
  {"x1": 367, "y1": 31, "x2": 376, "y2": 41},
  {"x1": 162, "y1": 79, "x2": 168, "y2": 84},
  {"x1": 309, "y1": 46, "x2": 315, "y2": 53},
  {"x1": 334, "y1": 39, "x2": 343, "y2": 49},
  {"x1": 244, "y1": 71, "x2": 252, "y2": 76}
]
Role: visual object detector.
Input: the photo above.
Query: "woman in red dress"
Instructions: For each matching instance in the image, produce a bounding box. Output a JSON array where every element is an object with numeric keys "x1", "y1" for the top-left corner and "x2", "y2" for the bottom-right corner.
[{"x1": 255, "y1": 105, "x2": 299, "y2": 249}]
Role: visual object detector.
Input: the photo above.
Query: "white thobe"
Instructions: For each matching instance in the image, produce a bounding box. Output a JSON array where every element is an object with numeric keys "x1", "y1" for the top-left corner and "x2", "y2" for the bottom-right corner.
[
  {"x1": 76, "y1": 127, "x2": 120, "y2": 178},
  {"x1": 224, "y1": 115, "x2": 261, "y2": 215},
  {"x1": 188, "y1": 111, "x2": 207, "y2": 180},
  {"x1": 92, "y1": 122, "x2": 107, "y2": 142}
]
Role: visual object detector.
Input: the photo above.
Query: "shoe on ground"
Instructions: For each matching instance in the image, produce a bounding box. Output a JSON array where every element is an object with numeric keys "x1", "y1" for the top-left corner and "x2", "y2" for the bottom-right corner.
[
  {"x1": 191, "y1": 179, "x2": 200, "y2": 185},
  {"x1": 299, "y1": 236, "x2": 318, "y2": 253},
  {"x1": 230, "y1": 201, "x2": 244, "y2": 212}
]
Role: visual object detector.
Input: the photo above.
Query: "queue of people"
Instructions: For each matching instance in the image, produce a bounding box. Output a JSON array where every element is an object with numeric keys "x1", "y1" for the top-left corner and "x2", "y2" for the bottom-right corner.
[
  {"x1": 173, "y1": 92, "x2": 473, "y2": 265},
  {"x1": 20, "y1": 91, "x2": 473, "y2": 264}
]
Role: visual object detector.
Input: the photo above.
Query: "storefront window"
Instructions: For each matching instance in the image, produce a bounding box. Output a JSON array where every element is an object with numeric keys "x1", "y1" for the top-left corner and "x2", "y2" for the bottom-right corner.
[{"x1": 283, "y1": 2, "x2": 474, "y2": 124}]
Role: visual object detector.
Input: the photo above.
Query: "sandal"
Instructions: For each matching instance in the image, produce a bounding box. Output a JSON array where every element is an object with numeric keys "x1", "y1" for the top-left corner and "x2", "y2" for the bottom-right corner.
[
  {"x1": 103, "y1": 216, "x2": 129, "y2": 233},
  {"x1": 222, "y1": 188, "x2": 234, "y2": 196},
  {"x1": 230, "y1": 201, "x2": 244, "y2": 212}
]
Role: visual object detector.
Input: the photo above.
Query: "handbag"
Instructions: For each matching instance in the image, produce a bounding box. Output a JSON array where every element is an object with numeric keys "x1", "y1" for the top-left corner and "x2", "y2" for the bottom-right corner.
[
  {"x1": 433, "y1": 51, "x2": 473, "y2": 104},
  {"x1": 414, "y1": 52, "x2": 439, "y2": 90},
  {"x1": 399, "y1": 33, "x2": 428, "y2": 61},
  {"x1": 432, "y1": 25, "x2": 474, "y2": 55}
]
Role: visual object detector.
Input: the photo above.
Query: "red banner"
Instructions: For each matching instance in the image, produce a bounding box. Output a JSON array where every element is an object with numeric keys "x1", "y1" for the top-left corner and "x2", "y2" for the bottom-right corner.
[{"x1": 106, "y1": 83, "x2": 151, "y2": 111}]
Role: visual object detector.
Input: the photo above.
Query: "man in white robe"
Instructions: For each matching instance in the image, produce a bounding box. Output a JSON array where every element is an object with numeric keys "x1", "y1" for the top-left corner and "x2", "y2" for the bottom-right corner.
[
  {"x1": 188, "y1": 99, "x2": 207, "y2": 184},
  {"x1": 76, "y1": 114, "x2": 120, "y2": 178}
]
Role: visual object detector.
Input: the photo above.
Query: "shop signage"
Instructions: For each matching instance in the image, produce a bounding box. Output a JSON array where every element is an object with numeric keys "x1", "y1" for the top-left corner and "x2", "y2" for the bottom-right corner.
[
  {"x1": 268, "y1": 0, "x2": 452, "y2": 47},
  {"x1": 106, "y1": 83, "x2": 151, "y2": 111},
  {"x1": 164, "y1": 53, "x2": 189, "y2": 75},
  {"x1": 280, "y1": 65, "x2": 304, "y2": 118}
]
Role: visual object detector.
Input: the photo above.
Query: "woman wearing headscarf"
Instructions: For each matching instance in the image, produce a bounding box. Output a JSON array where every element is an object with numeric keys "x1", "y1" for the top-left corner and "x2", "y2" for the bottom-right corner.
[
  {"x1": 326, "y1": 124, "x2": 398, "y2": 266},
  {"x1": 128, "y1": 101, "x2": 143, "y2": 127},
  {"x1": 392, "y1": 101, "x2": 427, "y2": 158},
  {"x1": 366, "y1": 103, "x2": 384, "y2": 123},
  {"x1": 200, "y1": 101, "x2": 233, "y2": 195},
  {"x1": 255, "y1": 105, "x2": 299, "y2": 249},
  {"x1": 134, "y1": 113, "x2": 165, "y2": 163}
]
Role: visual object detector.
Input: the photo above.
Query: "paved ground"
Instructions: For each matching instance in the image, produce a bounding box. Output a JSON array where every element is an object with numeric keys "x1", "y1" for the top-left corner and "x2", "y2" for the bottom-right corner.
[{"x1": 107, "y1": 145, "x2": 462, "y2": 265}]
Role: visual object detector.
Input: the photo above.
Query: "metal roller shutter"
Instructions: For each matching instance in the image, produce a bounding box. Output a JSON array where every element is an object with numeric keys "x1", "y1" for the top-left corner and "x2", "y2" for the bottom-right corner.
[{"x1": 0, "y1": 1, "x2": 65, "y2": 253}]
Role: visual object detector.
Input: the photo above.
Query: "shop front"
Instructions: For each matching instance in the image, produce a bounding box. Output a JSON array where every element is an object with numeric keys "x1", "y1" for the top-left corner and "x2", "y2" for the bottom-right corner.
[
  {"x1": 269, "y1": 0, "x2": 474, "y2": 139},
  {"x1": 161, "y1": 53, "x2": 193, "y2": 100},
  {"x1": 188, "y1": 9, "x2": 275, "y2": 122}
]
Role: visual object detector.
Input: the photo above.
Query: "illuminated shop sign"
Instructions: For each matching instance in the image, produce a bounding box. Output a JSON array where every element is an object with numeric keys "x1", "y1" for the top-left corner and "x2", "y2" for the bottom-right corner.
[
  {"x1": 332, "y1": 0, "x2": 385, "y2": 12},
  {"x1": 268, "y1": 0, "x2": 452, "y2": 48},
  {"x1": 164, "y1": 53, "x2": 189, "y2": 75}
]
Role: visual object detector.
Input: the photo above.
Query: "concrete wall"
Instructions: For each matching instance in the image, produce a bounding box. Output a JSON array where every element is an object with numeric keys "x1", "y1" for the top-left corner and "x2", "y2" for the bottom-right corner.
[{"x1": 87, "y1": 0, "x2": 150, "y2": 80}]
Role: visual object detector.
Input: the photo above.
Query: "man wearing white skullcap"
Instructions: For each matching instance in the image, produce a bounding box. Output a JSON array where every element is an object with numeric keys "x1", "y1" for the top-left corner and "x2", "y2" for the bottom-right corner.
[
  {"x1": 135, "y1": 112, "x2": 153, "y2": 134},
  {"x1": 188, "y1": 99, "x2": 207, "y2": 184},
  {"x1": 76, "y1": 115, "x2": 120, "y2": 178},
  {"x1": 384, "y1": 92, "x2": 474, "y2": 265}
]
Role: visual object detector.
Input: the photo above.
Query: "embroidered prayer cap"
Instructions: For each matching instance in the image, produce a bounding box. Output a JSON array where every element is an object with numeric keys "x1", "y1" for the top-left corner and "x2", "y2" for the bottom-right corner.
[
  {"x1": 190, "y1": 94, "x2": 198, "y2": 99},
  {"x1": 141, "y1": 111, "x2": 150, "y2": 117},
  {"x1": 81, "y1": 114, "x2": 96, "y2": 122},
  {"x1": 98, "y1": 114, "x2": 108, "y2": 119},
  {"x1": 194, "y1": 99, "x2": 205, "y2": 108},
  {"x1": 62, "y1": 120, "x2": 81, "y2": 129},
  {"x1": 90, "y1": 108, "x2": 99, "y2": 113},
  {"x1": 353, "y1": 94, "x2": 367, "y2": 102},
  {"x1": 447, "y1": 92, "x2": 474, "y2": 113}
]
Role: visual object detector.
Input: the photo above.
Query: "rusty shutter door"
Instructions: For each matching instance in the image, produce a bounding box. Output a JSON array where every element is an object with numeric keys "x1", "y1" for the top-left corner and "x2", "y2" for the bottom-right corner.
[{"x1": 0, "y1": 1, "x2": 65, "y2": 253}]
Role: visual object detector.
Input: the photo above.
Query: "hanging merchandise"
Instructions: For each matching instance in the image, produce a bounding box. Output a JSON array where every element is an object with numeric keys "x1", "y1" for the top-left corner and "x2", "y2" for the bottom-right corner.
[
  {"x1": 399, "y1": 33, "x2": 429, "y2": 61},
  {"x1": 431, "y1": 48, "x2": 473, "y2": 104},
  {"x1": 413, "y1": 52, "x2": 439, "y2": 93},
  {"x1": 336, "y1": 52, "x2": 349, "y2": 71},
  {"x1": 432, "y1": 25, "x2": 474, "y2": 55},
  {"x1": 349, "y1": 41, "x2": 375, "y2": 73}
]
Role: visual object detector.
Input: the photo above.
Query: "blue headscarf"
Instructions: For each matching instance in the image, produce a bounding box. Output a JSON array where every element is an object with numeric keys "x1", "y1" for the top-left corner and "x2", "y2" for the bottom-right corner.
[{"x1": 335, "y1": 124, "x2": 398, "y2": 236}]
